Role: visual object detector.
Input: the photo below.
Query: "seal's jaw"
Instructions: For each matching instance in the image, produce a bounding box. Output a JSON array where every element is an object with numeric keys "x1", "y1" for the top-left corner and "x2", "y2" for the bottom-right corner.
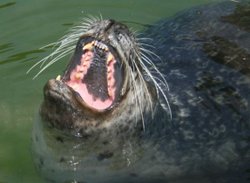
[{"x1": 61, "y1": 37, "x2": 124, "y2": 111}]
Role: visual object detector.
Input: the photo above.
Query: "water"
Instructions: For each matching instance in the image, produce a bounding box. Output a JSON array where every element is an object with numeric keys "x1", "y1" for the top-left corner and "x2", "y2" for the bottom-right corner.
[{"x1": 0, "y1": 0, "x2": 226, "y2": 182}]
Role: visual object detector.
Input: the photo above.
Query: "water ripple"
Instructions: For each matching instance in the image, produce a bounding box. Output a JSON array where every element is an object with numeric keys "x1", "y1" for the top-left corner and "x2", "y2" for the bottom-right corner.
[
  {"x1": 0, "y1": 49, "x2": 45, "y2": 65},
  {"x1": 0, "y1": 43, "x2": 13, "y2": 54},
  {"x1": 0, "y1": 2, "x2": 16, "y2": 9}
]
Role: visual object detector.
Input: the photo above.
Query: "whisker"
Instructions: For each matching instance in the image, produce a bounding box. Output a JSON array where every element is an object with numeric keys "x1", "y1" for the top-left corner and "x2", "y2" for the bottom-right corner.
[
  {"x1": 27, "y1": 16, "x2": 101, "y2": 77},
  {"x1": 140, "y1": 53, "x2": 169, "y2": 90},
  {"x1": 135, "y1": 36, "x2": 172, "y2": 119},
  {"x1": 27, "y1": 17, "x2": 172, "y2": 126},
  {"x1": 129, "y1": 66, "x2": 145, "y2": 130},
  {"x1": 33, "y1": 48, "x2": 74, "y2": 79}
]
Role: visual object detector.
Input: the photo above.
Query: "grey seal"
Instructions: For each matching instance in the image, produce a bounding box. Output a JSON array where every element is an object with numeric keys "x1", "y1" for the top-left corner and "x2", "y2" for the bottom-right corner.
[{"x1": 32, "y1": 1, "x2": 250, "y2": 183}]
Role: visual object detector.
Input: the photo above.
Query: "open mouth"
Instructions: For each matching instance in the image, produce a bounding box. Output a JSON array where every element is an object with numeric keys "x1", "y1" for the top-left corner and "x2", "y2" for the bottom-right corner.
[{"x1": 60, "y1": 37, "x2": 124, "y2": 111}]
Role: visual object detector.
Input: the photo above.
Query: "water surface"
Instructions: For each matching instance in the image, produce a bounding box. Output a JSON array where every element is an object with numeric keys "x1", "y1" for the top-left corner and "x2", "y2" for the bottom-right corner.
[{"x1": 0, "y1": 0, "x2": 222, "y2": 182}]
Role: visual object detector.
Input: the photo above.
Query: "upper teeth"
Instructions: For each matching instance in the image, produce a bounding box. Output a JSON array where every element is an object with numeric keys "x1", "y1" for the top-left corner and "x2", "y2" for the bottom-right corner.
[
  {"x1": 82, "y1": 42, "x2": 93, "y2": 51},
  {"x1": 93, "y1": 40, "x2": 108, "y2": 51},
  {"x1": 83, "y1": 41, "x2": 108, "y2": 51}
]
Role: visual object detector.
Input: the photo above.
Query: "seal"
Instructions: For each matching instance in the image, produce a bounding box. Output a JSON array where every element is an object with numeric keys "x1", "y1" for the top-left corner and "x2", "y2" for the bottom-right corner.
[{"x1": 31, "y1": 1, "x2": 250, "y2": 183}]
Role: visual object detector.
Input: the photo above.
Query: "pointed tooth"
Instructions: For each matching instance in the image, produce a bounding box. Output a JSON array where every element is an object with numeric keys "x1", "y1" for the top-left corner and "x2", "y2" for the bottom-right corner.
[
  {"x1": 56, "y1": 75, "x2": 61, "y2": 80},
  {"x1": 83, "y1": 42, "x2": 93, "y2": 51},
  {"x1": 107, "y1": 53, "x2": 114, "y2": 64}
]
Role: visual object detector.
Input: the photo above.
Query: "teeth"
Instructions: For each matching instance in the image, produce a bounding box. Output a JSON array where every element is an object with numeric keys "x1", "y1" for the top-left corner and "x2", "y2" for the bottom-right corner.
[
  {"x1": 83, "y1": 40, "x2": 108, "y2": 51},
  {"x1": 56, "y1": 75, "x2": 61, "y2": 80},
  {"x1": 107, "y1": 53, "x2": 114, "y2": 64},
  {"x1": 93, "y1": 40, "x2": 108, "y2": 51},
  {"x1": 83, "y1": 42, "x2": 94, "y2": 51}
]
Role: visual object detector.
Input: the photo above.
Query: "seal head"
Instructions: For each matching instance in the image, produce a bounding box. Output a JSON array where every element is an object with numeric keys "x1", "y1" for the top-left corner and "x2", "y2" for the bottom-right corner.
[{"x1": 40, "y1": 19, "x2": 158, "y2": 137}]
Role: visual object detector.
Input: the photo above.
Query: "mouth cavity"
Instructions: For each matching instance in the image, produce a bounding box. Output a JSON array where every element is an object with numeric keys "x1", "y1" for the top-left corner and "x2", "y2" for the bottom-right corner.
[{"x1": 58, "y1": 38, "x2": 123, "y2": 111}]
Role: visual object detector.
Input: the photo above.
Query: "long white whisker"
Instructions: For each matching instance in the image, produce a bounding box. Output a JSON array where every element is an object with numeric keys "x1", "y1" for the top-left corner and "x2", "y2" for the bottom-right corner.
[
  {"x1": 128, "y1": 61, "x2": 146, "y2": 131},
  {"x1": 137, "y1": 43, "x2": 156, "y2": 49},
  {"x1": 131, "y1": 69, "x2": 145, "y2": 130},
  {"x1": 140, "y1": 53, "x2": 169, "y2": 90},
  {"x1": 139, "y1": 59, "x2": 172, "y2": 119},
  {"x1": 40, "y1": 42, "x2": 58, "y2": 50},
  {"x1": 132, "y1": 53, "x2": 154, "y2": 112},
  {"x1": 32, "y1": 48, "x2": 74, "y2": 79},
  {"x1": 139, "y1": 47, "x2": 162, "y2": 63},
  {"x1": 135, "y1": 35, "x2": 172, "y2": 119},
  {"x1": 27, "y1": 16, "x2": 101, "y2": 77}
]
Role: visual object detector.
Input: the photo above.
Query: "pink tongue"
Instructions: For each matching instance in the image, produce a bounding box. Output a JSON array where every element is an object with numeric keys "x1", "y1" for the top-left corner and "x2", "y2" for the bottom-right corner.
[
  {"x1": 67, "y1": 81, "x2": 113, "y2": 110},
  {"x1": 65, "y1": 50, "x2": 115, "y2": 110}
]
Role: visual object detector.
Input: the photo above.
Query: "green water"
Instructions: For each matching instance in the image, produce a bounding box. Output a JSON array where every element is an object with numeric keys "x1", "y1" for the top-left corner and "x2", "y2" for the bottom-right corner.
[{"x1": 0, "y1": 0, "x2": 221, "y2": 182}]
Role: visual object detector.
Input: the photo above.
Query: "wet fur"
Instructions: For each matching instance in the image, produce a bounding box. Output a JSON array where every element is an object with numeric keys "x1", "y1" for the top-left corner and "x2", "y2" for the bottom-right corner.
[{"x1": 28, "y1": 16, "x2": 172, "y2": 130}]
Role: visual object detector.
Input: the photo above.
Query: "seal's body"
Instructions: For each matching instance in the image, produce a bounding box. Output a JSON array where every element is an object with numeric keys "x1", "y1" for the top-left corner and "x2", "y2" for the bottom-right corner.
[{"x1": 32, "y1": 1, "x2": 250, "y2": 183}]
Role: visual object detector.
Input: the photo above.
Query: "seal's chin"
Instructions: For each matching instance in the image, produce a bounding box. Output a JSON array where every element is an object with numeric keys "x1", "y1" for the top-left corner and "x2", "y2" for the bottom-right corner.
[{"x1": 60, "y1": 37, "x2": 124, "y2": 111}]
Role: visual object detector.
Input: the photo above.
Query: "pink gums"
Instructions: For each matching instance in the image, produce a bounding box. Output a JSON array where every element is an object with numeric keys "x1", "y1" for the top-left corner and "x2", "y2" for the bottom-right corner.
[{"x1": 66, "y1": 50, "x2": 116, "y2": 110}]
